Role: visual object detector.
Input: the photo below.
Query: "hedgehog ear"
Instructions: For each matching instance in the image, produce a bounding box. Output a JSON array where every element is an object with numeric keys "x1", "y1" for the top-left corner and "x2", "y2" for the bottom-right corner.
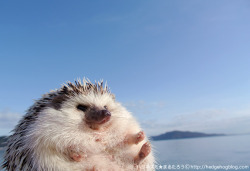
[{"x1": 51, "y1": 94, "x2": 68, "y2": 110}]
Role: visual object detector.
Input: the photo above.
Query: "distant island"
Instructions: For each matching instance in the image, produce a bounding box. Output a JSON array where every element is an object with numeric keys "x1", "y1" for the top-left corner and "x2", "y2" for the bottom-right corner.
[
  {"x1": 0, "y1": 136, "x2": 8, "y2": 148},
  {"x1": 151, "y1": 130, "x2": 226, "y2": 141},
  {"x1": 0, "y1": 131, "x2": 227, "y2": 148}
]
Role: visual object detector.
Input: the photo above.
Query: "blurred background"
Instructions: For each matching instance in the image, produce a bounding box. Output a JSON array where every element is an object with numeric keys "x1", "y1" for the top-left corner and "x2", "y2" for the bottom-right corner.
[{"x1": 0, "y1": 0, "x2": 250, "y2": 170}]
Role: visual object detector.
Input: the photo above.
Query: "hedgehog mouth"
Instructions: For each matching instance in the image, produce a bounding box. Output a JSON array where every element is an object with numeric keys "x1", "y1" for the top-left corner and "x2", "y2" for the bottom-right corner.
[
  {"x1": 85, "y1": 116, "x2": 111, "y2": 130},
  {"x1": 85, "y1": 115, "x2": 111, "y2": 125}
]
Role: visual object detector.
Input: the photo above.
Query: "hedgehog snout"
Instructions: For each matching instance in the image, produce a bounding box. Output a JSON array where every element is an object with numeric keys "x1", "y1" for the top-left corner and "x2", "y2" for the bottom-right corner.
[
  {"x1": 101, "y1": 109, "x2": 111, "y2": 117},
  {"x1": 85, "y1": 108, "x2": 111, "y2": 124}
]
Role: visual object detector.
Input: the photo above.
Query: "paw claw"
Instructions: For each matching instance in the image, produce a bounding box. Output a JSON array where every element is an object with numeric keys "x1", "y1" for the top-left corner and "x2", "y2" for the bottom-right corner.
[{"x1": 135, "y1": 131, "x2": 145, "y2": 144}]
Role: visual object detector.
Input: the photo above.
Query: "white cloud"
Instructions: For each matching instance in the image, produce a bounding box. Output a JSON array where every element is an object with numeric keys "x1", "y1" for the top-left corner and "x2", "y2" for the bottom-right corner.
[
  {"x1": 1, "y1": 103, "x2": 250, "y2": 137},
  {"x1": 170, "y1": 108, "x2": 250, "y2": 134},
  {"x1": 124, "y1": 101, "x2": 250, "y2": 136},
  {"x1": 123, "y1": 100, "x2": 168, "y2": 117}
]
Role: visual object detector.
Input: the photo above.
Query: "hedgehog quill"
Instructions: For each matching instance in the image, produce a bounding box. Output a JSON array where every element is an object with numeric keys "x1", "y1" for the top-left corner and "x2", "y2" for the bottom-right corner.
[{"x1": 2, "y1": 79, "x2": 155, "y2": 171}]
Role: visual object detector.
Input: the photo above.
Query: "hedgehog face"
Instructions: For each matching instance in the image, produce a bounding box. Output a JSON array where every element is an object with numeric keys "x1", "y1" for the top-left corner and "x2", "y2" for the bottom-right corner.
[
  {"x1": 32, "y1": 80, "x2": 130, "y2": 136},
  {"x1": 49, "y1": 91, "x2": 116, "y2": 131},
  {"x1": 69, "y1": 92, "x2": 115, "y2": 128}
]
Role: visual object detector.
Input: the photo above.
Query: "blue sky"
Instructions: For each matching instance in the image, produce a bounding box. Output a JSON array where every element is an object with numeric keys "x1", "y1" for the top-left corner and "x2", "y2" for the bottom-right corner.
[{"x1": 0, "y1": 0, "x2": 250, "y2": 136}]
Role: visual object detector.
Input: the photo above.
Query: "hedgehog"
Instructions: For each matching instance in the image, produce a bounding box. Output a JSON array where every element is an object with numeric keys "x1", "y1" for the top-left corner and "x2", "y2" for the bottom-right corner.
[{"x1": 2, "y1": 79, "x2": 155, "y2": 171}]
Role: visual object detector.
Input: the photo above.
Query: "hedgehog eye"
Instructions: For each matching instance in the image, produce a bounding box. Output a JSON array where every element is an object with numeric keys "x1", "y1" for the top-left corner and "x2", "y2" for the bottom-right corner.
[
  {"x1": 77, "y1": 104, "x2": 88, "y2": 112},
  {"x1": 104, "y1": 105, "x2": 108, "y2": 110}
]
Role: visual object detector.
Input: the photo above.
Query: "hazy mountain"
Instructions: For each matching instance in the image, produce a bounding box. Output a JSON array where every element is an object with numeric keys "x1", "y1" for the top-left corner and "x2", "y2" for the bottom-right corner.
[
  {"x1": 0, "y1": 136, "x2": 8, "y2": 147},
  {"x1": 0, "y1": 131, "x2": 227, "y2": 147},
  {"x1": 151, "y1": 130, "x2": 226, "y2": 141}
]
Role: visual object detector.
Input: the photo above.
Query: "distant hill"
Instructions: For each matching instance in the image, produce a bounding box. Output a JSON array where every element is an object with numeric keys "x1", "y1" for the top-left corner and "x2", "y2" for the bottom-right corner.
[
  {"x1": 0, "y1": 131, "x2": 227, "y2": 147},
  {"x1": 0, "y1": 136, "x2": 8, "y2": 147},
  {"x1": 151, "y1": 131, "x2": 226, "y2": 141}
]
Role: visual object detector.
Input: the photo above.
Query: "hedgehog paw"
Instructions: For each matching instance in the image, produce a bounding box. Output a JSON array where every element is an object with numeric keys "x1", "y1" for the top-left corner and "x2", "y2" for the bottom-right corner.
[
  {"x1": 134, "y1": 141, "x2": 151, "y2": 164},
  {"x1": 124, "y1": 131, "x2": 145, "y2": 145},
  {"x1": 135, "y1": 131, "x2": 145, "y2": 144},
  {"x1": 68, "y1": 146, "x2": 86, "y2": 162}
]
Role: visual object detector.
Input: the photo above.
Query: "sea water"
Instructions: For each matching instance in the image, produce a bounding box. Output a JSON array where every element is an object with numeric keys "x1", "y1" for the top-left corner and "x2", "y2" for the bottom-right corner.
[
  {"x1": 151, "y1": 134, "x2": 250, "y2": 170},
  {"x1": 0, "y1": 135, "x2": 250, "y2": 170}
]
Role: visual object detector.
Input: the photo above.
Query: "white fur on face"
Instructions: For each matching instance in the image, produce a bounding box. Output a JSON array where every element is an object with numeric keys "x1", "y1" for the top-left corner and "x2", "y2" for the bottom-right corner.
[{"x1": 29, "y1": 92, "x2": 132, "y2": 150}]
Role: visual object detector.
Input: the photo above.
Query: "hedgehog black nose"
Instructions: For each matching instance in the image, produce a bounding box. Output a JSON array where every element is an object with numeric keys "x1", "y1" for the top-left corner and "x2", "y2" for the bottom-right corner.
[
  {"x1": 85, "y1": 108, "x2": 111, "y2": 124},
  {"x1": 101, "y1": 109, "x2": 111, "y2": 117}
]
